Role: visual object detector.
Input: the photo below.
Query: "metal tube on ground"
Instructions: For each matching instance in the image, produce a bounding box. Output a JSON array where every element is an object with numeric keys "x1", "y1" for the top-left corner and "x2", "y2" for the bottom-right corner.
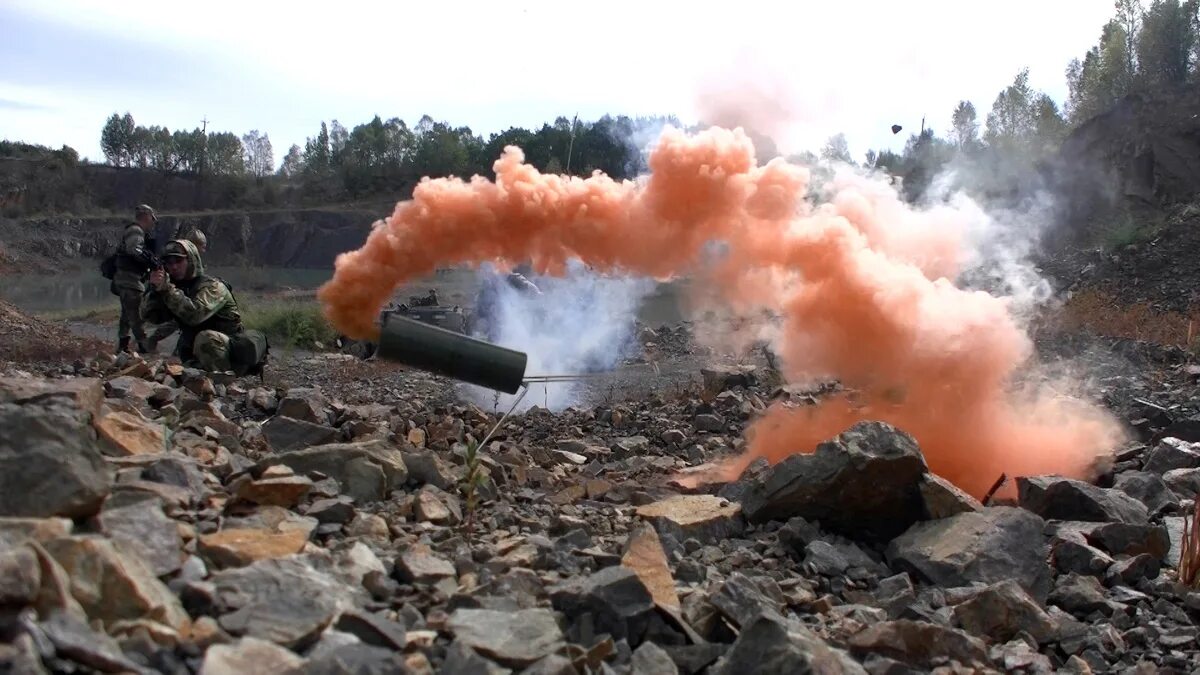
[{"x1": 376, "y1": 314, "x2": 528, "y2": 394}]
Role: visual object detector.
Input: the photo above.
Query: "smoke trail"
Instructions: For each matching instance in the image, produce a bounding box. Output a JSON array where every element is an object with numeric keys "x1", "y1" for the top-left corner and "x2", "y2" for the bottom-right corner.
[
  {"x1": 317, "y1": 126, "x2": 1125, "y2": 498},
  {"x1": 462, "y1": 261, "x2": 653, "y2": 412}
]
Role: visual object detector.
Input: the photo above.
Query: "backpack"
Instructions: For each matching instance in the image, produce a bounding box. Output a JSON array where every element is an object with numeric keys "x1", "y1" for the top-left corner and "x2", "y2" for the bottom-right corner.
[
  {"x1": 99, "y1": 252, "x2": 118, "y2": 280},
  {"x1": 229, "y1": 329, "x2": 270, "y2": 377}
]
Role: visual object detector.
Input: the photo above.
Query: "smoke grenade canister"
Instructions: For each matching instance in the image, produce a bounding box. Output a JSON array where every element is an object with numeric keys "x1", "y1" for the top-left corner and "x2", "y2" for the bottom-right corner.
[{"x1": 376, "y1": 314, "x2": 528, "y2": 394}]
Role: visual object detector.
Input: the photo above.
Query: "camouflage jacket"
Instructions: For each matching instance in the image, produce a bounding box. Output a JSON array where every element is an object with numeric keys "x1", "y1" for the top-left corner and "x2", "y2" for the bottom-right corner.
[
  {"x1": 141, "y1": 240, "x2": 242, "y2": 360},
  {"x1": 112, "y1": 222, "x2": 149, "y2": 291}
]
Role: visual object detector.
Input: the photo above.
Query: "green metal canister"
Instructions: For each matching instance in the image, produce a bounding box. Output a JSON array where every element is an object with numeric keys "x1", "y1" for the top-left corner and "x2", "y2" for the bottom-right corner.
[{"x1": 376, "y1": 313, "x2": 528, "y2": 394}]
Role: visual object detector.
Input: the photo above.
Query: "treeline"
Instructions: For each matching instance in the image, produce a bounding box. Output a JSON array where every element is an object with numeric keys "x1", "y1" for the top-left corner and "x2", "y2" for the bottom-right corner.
[
  {"x1": 283, "y1": 113, "x2": 680, "y2": 199},
  {"x1": 824, "y1": 0, "x2": 1198, "y2": 202}
]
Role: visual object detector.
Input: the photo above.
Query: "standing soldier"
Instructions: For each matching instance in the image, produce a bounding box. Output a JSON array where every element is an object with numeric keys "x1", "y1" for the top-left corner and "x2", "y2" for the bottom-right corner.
[
  {"x1": 112, "y1": 204, "x2": 162, "y2": 354},
  {"x1": 144, "y1": 227, "x2": 207, "y2": 353}
]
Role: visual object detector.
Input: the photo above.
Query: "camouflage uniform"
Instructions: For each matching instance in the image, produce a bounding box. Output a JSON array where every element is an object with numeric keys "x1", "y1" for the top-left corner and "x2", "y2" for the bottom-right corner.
[
  {"x1": 141, "y1": 239, "x2": 243, "y2": 373},
  {"x1": 112, "y1": 204, "x2": 163, "y2": 352},
  {"x1": 145, "y1": 228, "x2": 207, "y2": 353}
]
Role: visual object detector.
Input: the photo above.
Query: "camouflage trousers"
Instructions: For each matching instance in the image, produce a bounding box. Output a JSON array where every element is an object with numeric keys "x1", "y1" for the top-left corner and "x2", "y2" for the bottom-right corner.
[
  {"x1": 117, "y1": 289, "x2": 147, "y2": 344},
  {"x1": 192, "y1": 330, "x2": 233, "y2": 372}
]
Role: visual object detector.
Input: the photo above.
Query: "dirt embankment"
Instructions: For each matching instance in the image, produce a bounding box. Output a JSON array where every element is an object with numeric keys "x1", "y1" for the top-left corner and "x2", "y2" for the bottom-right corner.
[{"x1": 0, "y1": 207, "x2": 383, "y2": 274}]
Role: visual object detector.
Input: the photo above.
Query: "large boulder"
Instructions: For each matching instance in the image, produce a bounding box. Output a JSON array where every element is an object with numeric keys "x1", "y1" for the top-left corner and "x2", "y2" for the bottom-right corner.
[
  {"x1": 1017, "y1": 476, "x2": 1149, "y2": 524},
  {"x1": 741, "y1": 422, "x2": 928, "y2": 541},
  {"x1": 261, "y1": 440, "x2": 408, "y2": 503},
  {"x1": 886, "y1": 507, "x2": 1052, "y2": 601},
  {"x1": 0, "y1": 378, "x2": 112, "y2": 518}
]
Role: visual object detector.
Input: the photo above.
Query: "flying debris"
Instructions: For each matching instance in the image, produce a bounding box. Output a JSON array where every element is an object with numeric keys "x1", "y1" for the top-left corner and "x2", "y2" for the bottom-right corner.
[{"x1": 891, "y1": 124, "x2": 903, "y2": 135}]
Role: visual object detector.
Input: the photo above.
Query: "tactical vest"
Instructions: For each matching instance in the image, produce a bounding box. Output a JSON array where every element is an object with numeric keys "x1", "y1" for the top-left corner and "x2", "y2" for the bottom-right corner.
[{"x1": 174, "y1": 275, "x2": 244, "y2": 362}]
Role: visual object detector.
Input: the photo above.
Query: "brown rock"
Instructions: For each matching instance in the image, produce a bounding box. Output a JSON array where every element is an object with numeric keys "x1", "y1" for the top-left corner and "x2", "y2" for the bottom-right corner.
[
  {"x1": 635, "y1": 494, "x2": 744, "y2": 544},
  {"x1": 95, "y1": 411, "x2": 167, "y2": 456},
  {"x1": 199, "y1": 636, "x2": 305, "y2": 675},
  {"x1": 396, "y1": 544, "x2": 456, "y2": 583},
  {"x1": 0, "y1": 544, "x2": 40, "y2": 606},
  {"x1": 234, "y1": 475, "x2": 314, "y2": 508},
  {"x1": 0, "y1": 517, "x2": 73, "y2": 547},
  {"x1": 415, "y1": 489, "x2": 453, "y2": 524},
  {"x1": 952, "y1": 580, "x2": 1059, "y2": 643},
  {"x1": 27, "y1": 541, "x2": 87, "y2": 621},
  {"x1": 199, "y1": 528, "x2": 309, "y2": 568},
  {"x1": 586, "y1": 479, "x2": 615, "y2": 499},
  {"x1": 43, "y1": 535, "x2": 190, "y2": 631},
  {"x1": 847, "y1": 620, "x2": 989, "y2": 668},
  {"x1": 919, "y1": 473, "x2": 982, "y2": 519},
  {"x1": 621, "y1": 524, "x2": 680, "y2": 613},
  {"x1": 407, "y1": 428, "x2": 427, "y2": 447}
]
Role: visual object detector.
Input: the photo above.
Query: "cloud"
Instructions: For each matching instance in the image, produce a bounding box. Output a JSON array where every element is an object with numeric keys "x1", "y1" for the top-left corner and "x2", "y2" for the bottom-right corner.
[{"x1": 0, "y1": 98, "x2": 49, "y2": 112}]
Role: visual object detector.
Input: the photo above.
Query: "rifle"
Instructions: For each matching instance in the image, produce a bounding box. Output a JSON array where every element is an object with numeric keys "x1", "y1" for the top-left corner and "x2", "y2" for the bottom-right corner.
[{"x1": 133, "y1": 247, "x2": 163, "y2": 272}]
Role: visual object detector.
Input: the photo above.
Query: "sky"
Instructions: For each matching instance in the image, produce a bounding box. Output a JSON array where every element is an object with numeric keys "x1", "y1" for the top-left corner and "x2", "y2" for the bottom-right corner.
[{"x1": 1, "y1": 0, "x2": 1116, "y2": 168}]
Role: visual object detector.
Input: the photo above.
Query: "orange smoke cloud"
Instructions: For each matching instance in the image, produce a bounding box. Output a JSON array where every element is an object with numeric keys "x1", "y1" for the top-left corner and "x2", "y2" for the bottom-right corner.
[{"x1": 317, "y1": 126, "x2": 1124, "y2": 498}]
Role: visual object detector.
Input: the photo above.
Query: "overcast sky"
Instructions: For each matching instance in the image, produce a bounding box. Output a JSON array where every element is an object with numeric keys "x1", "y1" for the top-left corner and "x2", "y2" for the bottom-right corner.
[{"x1": 1, "y1": 0, "x2": 1115, "y2": 168}]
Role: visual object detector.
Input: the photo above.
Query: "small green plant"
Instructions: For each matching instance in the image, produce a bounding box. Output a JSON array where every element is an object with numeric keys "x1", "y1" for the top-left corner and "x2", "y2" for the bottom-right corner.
[
  {"x1": 459, "y1": 438, "x2": 487, "y2": 539},
  {"x1": 242, "y1": 302, "x2": 336, "y2": 350}
]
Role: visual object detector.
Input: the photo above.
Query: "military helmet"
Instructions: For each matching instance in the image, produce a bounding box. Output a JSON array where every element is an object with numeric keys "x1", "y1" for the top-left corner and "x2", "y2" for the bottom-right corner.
[
  {"x1": 186, "y1": 228, "x2": 207, "y2": 251},
  {"x1": 162, "y1": 240, "x2": 190, "y2": 259},
  {"x1": 134, "y1": 204, "x2": 158, "y2": 222}
]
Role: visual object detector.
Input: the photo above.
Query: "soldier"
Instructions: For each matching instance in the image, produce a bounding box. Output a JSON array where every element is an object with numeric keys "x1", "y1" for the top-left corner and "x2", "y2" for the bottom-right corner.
[
  {"x1": 112, "y1": 204, "x2": 161, "y2": 353},
  {"x1": 141, "y1": 239, "x2": 267, "y2": 374},
  {"x1": 144, "y1": 227, "x2": 208, "y2": 353}
]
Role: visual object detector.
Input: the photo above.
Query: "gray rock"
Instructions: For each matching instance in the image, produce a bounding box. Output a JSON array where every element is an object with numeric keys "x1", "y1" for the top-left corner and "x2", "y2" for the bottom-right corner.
[
  {"x1": 632, "y1": 642, "x2": 680, "y2": 675},
  {"x1": 661, "y1": 645, "x2": 728, "y2": 675},
  {"x1": 277, "y1": 388, "x2": 330, "y2": 425},
  {"x1": 0, "y1": 633, "x2": 48, "y2": 675},
  {"x1": 1085, "y1": 522, "x2": 1171, "y2": 559},
  {"x1": 0, "y1": 379, "x2": 112, "y2": 518},
  {"x1": 265, "y1": 440, "x2": 408, "y2": 503},
  {"x1": 550, "y1": 566, "x2": 655, "y2": 642},
  {"x1": 715, "y1": 614, "x2": 866, "y2": 675},
  {"x1": 305, "y1": 643, "x2": 406, "y2": 675},
  {"x1": 1163, "y1": 467, "x2": 1200, "y2": 499},
  {"x1": 918, "y1": 473, "x2": 982, "y2": 519},
  {"x1": 447, "y1": 608, "x2": 565, "y2": 667},
  {"x1": 1049, "y1": 574, "x2": 1113, "y2": 616},
  {"x1": 38, "y1": 610, "x2": 152, "y2": 674},
  {"x1": 261, "y1": 415, "x2": 338, "y2": 453},
  {"x1": 1113, "y1": 471, "x2": 1178, "y2": 515},
  {"x1": 0, "y1": 544, "x2": 40, "y2": 606},
  {"x1": 804, "y1": 540, "x2": 886, "y2": 577},
  {"x1": 1143, "y1": 438, "x2": 1200, "y2": 474},
  {"x1": 693, "y1": 414, "x2": 724, "y2": 432},
  {"x1": 96, "y1": 497, "x2": 184, "y2": 577},
  {"x1": 395, "y1": 544, "x2": 456, "y2": 583},
  {"x1": 333, "y1": 610, "x2": 406, "y2": 651},
  {"x1": 141, "y1": 456, "x2": 210, "y2": 496},
  {"x1": 1017, "y1": 476, "x2": 1149, "y2": 524},
  {"x1": 1053, "y1": 539, "x2": 1115, "y2": 576},
  {"x1": 741, "y1": 421, "x2": 928, "y2": 541},
  {"x1": 846, "y1": 620, "x2": 989, "y2": 669},
  {"x1": 710, "y1": 572, "x2": 786, "y2": 629},
  {"x1": 701, "y1": 366, "x2": 756, "y2": 393},
  {"x1": 441, "y1": 640, "x2": 512, "y2": 675},
  {"x1": 886, "y1": 506, "x2": 1051, "y2": 601},
  {"x1": 210, "y1": 557, "x2": 361, "y2": 648},
  {"x1": 951, "y1": 580, "x2": 1059, "y2": 643},
  {"x1": 307, "y1": 498, "x2": 357, "y2": 525},
  {"x1": 873, "y1": 574, "x2": 917, "y2": 619},
  {"x1": 1106, "y1": 553, "x2": 1160, "y2": 585}
]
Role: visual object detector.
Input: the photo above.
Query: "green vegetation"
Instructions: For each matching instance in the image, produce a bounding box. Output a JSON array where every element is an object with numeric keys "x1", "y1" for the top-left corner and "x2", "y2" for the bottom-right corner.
[{"x1": 241, "y1": 301, "x2": 336, "y2": 350}]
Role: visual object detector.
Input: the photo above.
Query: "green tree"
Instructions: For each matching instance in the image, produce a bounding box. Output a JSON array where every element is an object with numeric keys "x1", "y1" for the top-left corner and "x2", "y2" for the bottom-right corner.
[
  {"x1": 100, "y1": 112, "x2": 137, "y2": 166},
  {"x1": 1136, "y1": 0, "x2": 1198, "y2": 88},
  {"x1": 206, "y1": 132, "x2": 245, "y2": 176},
  {"x1": 242, "y1": 129, "x2": 274, "y2": 177},
  {"x1": 985, "y1": 68, "x2": 1036, "y2": 152},
  {"x1": 302, "y1": 122, "x2": 332, "y2": 179},
  {"x1": 949, "y1": 101, "x2": 981, "y2": 151},
  {"x1": 278, "y1": 144, "x2": 303, "y2": 178},
  {"x1": 820, "y1": 133, "x2": 852, "y2": 163}
]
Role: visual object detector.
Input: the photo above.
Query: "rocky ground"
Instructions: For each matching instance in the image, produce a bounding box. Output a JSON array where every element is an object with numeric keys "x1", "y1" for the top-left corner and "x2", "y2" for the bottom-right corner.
[{"x1": 2, "y1": 304, "x2": 1200, "y2": 673}]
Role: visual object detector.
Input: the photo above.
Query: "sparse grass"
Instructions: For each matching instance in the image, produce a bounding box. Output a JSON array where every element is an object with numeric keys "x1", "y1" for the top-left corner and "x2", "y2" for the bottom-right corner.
[
  {"x1": 1098, "y1": 208, "x2": 1164, "y2": 251},
  {"x1": 1057, "y1": 288, "x2": 1200, "y2": 353},
  {"x1": 242, "y1": 301, "x2": 336, "y2": 350},
  {"x1": 37, "y1": 304, "x2": 120, "y2": 323},
  {"x1": 459, "y1": 438, "x2": 487, "y2": 541}
]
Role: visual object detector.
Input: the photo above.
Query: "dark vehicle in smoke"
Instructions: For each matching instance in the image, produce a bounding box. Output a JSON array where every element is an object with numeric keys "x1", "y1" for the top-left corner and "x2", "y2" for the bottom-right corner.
[{"x1": 335, "y1": 293, "x2": 470, "y2": 359}]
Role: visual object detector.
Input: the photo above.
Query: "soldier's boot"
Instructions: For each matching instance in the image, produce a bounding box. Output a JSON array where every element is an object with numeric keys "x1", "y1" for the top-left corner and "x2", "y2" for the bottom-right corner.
[
  {"x1": 117, "y1": 336, "x2": 132, "y2": 354},
  {"x1": 137, "y1": 339, "x2": 154, "y2": 355}
]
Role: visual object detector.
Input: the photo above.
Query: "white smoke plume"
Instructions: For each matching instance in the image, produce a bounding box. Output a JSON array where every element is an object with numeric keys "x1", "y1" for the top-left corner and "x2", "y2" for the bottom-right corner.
[{"x1": 462, "y1": 260, "x2": 655, "y2": 412}]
